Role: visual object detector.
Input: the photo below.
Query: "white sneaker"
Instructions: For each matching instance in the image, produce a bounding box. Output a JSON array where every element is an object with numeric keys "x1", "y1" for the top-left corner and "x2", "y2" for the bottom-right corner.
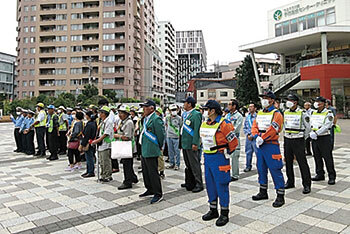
[
  {"x1": 174, "y1": 166, "x2": 179, "y2": 170},
  {"x1": 73, "y1": 164, "x2": 82, "y2": 170},
  {"x1": 65, "y1": 166, "x2": 74, "y2": 172}
]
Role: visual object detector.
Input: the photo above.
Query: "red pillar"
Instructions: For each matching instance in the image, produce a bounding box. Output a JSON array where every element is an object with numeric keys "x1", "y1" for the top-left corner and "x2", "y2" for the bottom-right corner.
[{"x1": 320, "y1": 76, "x2": 332, "y2": 100}]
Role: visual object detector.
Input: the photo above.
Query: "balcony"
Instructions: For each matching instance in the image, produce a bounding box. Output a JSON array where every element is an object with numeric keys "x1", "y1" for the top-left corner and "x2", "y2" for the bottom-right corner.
[
  {"x1": 39, "y1": 79, "x2": 55, "y2": 87},
  {"x1": 83, "y1": 12, "x2": 99, "y2": 20},
  {"x1": 40, "y1": 4, "x2": 56, "y2": 11},
  {"x1": 40, "y1": 36, "x2": 55, "y2": 43},
  {"x1": 83, "y1": 23, "x2": 99, "y2": 31},
  {"x1": 40, "y1": 14, "x2": 56, "y2": 22},
  {"x1": 83, "y1": 34, "x2": 99, "y2": 41},
  {"x1": 83, "y1": 1, "x2": 99, "y2": 9},
  {"x1": 82, "y1": 45, "x2": 99, "y2": 52}
]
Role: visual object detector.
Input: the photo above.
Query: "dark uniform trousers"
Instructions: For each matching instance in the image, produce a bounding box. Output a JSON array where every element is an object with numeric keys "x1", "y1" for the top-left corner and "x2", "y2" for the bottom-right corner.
[
  {"x1": 48, "y1": 129, "x2": 59, "y2": 157},
  {"x1": 312, "y1": 135, "x2": 336, "y2": 180},
  {"x1": 14, "y1": 128, "x2": 23, "y2": 151},
  {"x1": 26, "y1": 130, "x2": 35, "y2": 154},
  {"x1": 284, "y1": 137, "x2": 311, "y2": 188},
  {"x1": 21, "y1": 133, "x2": 27, "y2": 153},
  {"x1": 305, "y1": 137, "x2": 312, "y2": 155},
  {"x1": 58, "y1": 131, "x2": 67, "y2": 153},
  {"x1": 35, "y1": 126, "x2": 46, "y2": 154},
  {"x1": 183, "y1": 149, "x2": 203, "y2": 189},
  {"x1": 141, "y1": 156, "x2": 162, "y2": 196},
  {"x1": 122, "y1": 158, "x2": 137, "y2": 186},
  {"x1": 46, "y1": 128, "x2": 50, "y2": 150}
]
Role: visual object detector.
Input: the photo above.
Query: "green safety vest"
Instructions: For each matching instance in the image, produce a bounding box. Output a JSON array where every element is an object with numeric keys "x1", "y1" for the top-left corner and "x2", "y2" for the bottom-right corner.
[
  {"x1": 284, "y1": 110, "x2": 303, "y2": 134},
  {"x1": 48, "y1": 114, "x2": 57, "y2": 133},
  {"x1": 58, "y1": 113, "x2": 67, "y2": 131},
  {"x1": 34, "y1": 110, "x2": 47, "y2": 127},
  {"x1": 200, "y1": 117, "x2": 225, "y2": 154},
  {"x1": 167, "y1": 116, "x2": 180, "y2": 137},
  {"x1": 311, "y1": 111, "x2": 328, "y2": 131}
]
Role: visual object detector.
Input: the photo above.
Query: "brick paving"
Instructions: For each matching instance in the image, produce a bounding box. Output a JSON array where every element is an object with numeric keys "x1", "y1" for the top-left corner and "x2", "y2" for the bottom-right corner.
[{"x1": 0, "y1": 121, "x2": 350, "y2": 233}]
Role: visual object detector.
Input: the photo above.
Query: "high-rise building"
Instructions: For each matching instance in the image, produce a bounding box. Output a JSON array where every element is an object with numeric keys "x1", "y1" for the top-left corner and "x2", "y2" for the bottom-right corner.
[
  {"x1": 157, "y1": 21, "x2": 176, "y2": 104},
  {"x1": 0, "y1": 53, "x2": 16, "y2": 100},
  {"x1": 175, "y1": 30, "x2": 207, "y2": 100},
  {"x1": 15, "y1": 0, "x2": 155, "y2": 100}
]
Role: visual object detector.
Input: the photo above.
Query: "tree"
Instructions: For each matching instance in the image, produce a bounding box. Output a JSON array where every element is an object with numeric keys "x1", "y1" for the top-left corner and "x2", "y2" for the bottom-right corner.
[
  {"x1": 103, "y1": 89, "x2": 118, "y2": 103},
  {"x1": 82, "y1": 84, "x2": 98, "y2": 98},
  {"x1": 235, "y1": 55, "x2": 260, "y2": 106}
]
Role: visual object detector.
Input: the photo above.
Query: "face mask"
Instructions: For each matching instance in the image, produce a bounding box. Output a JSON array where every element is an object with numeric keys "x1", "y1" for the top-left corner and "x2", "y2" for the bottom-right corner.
[
  {"x1": 261, "y1": 99, "x2": 269, "y2": 108},
  {"x1": 72, "y1": 115, "x2": 76, "y2": 119},
  {"x1": 314, "y1": 102, "x2": 319, "y2": 109},
  {"x1": 57, "y1": 110, "x2": 62, "y2": 114},
  {"x1": 16, "y1": 112, "x2": 21, "y2": 115},
  {"x1": 203, "y1": 110, "x2": 209, "y2": 119},
  {"x1": 171, "y1": 111, "x2": 177, "y2": 116},
  {"x1": 286, "y1": 101, "x2": 294, "y2": 109}
]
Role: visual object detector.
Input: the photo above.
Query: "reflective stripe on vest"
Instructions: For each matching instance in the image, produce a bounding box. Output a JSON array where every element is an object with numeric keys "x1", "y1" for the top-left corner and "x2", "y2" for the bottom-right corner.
[
  {"x1": 34, "y1": 110, "x2": 47, "y2": 127},
  {"x1": 200, "y1": 118, "x2": 225, "y2": 154},
  {"x1": 48, "y1": 114, "x2": 57, "y2": 133},
  {"x1": 284, "y1": 110, "x2": 303, "y2": 134},
  {"x1": 311, "y1": 111, "x2": 328, "y2": 131},
  {"x1": 58, "y1": 114, "x2": 67, "y2": 131},
  {"x1": 256, "y1": 110, "x2": 276, "y2": 132}
]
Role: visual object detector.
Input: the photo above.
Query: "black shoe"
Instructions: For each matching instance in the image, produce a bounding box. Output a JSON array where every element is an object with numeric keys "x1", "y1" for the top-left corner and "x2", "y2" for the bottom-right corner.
[
  {"x1": 34, "y1": 152, "x2": 41, "y2": 156},
  {"x1": 48, "y1": 156, "x2": 58, "y2": 161},
  {"x1": 284, "y1": 183, "x2": 295, "y2": 189},
  {"x1": 252, "y1": 188, "x2": 269, "y2": 201},
  {"x1": 305, "y1": 152, "x2": 312, "y2": 156},
  {"x1": 192, "y1": 185, "x2": 204, "y2": 193},
  {"x1": 14, "y1": 149, "x2": 19, "y2": 152},
  {"x1": 59, "y1": 151, "x2": 66, "y2": 155},
  {"x1": 230, "y1": 176, "x2": 238, "y2": 182},
  {"x1": 132, "y1": 178, "x2": 139, "y2": 184},
  {"x1": 202, "y1": 209, "x2": 219, "y2": 221},
  {"x1": 118, "y1": 184, "x2": 132, "y2": 190},
  {"x1": 311, "y1": 175, "x2": 325, "y2": 181},
  {"x1": 243, "y1": 168, "x2": 251, "y2": 172},
  {"x1": 328, "y1": 179, "x2": 336, "y2": 185},
  {"x1": 82, "y1": 173, "x2": 95, "y2": 178},
  {"x1": 303, "y1": 186, "x2": 311, "y2": 194},
  {"x1": 81, "y1": 172, "x2": 88, "y2": 177},
  {"x1": 150, "y1": 194, "x2": 163, "y2": 204},
  {"x1": 99, "y1": 178, "x2": 112, "y2": 183},
  {"x1": 139, "y1": 190, "x2": 154, "y2": 197},
  {"x1": 40, "y1": 153, "x2": 46, "y2": 157},
  {"x1": 216, "y1": 210, "x2": 229, "y2": 227},
  {"x1": 181, "y1": 183, "x2": 187, "y2": 188},
  {"x1": 159, "y1": 171, "x2": 165, "y2": 179},
  {"x1": 272, "y1": 194, "x2": 285, "y2": 208}
]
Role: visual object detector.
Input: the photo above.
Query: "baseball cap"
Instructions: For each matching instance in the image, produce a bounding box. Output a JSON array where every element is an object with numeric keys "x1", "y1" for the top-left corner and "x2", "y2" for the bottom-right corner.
[
  {"x1": 140, "y1": 99, "x2": 156, "y2": 108},
  {"x1": 169, "y1": 104, "x2": 177, "y2": 110},
  {"x1": 47, "y1": 105, "x2": 55, "y2": 110},
  {"x1": 259, "y1": 91, "x2": 276, "y2": 100},
  {"x1": 287, "y1": 94, "x2": 299, "y2": 102},
  {"x1": 58, "y1": 106, "x2": 66, "y2": 111},
  {"x1": 183, "y1": 96, "x2": 196, "y2": 105},
  {"x1": 118, "y1": 104, "x2": 130, "y2": 113},
  {"x1": 204, "y1": 100, "x2": 221, "y2": 111},
  {"x1": 315, "y1": 96, "x2": 327, "y2": 103}
]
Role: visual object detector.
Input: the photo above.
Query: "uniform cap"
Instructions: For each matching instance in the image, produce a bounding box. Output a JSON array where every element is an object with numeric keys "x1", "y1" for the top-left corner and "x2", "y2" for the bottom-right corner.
[
  {"x1": 47, "y1": 105, "x2": 55, "y2": 110},
  {"x1": 156, "y1": 107, "x2": 163, "y2": 115},
  {"x1": 118, "y1": 104, "x2": 130, "y2": 113},
  {"x1": 204, "y1": 100, "x2": 221, "y2": 111},
  {"x1": 99, "y1": 106, "x2": 110, "y2": 113},
  {"x1": 140, "y1": 99, "x2": 156, "y2": 108},
  {"x1": 36, "y1": 103, "x2": 44, "y2": 108},
  {"x1": 58, "y1": 106, "x2": 66, "y2": 111},
  {"x1": 66, "y1": 107, "x2": 73, "y2": 112},
  {"x1": 287, "y1": 94, "x2": 299, "y2": 101},
  {"x1": 259, "y1": 91, "x2": 276, "y2": 100},
  {"x1": 182, "y1": 96, "x2": 196, "y2": 104},
  {"x1": 169, "y1": 104, "x2": 177, "y2": 110},
  {"x1": 21, "y1": 109, "x2": 28, "y2": 113},
  {"x1": 315, "y1": 96, "x2": 326, "y2": 103},
  {"x1": 28, "y1": 110, "x2": 35, "y2": 115},
  {"x1": 88, "y1": 104, "x2": 98, "y2": 110}
]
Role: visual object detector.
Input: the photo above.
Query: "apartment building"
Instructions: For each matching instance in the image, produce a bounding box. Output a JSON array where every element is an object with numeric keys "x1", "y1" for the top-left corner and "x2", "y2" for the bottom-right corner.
[
  {"x1": 175, "y1": 30, "x2": 207, "y2": 101},
  {"x1": 157, "y1": 21, "x2": 176, "y2": 104},
  {"x1": 16, "y1": 0, "x2": 155, "y2": 100},
  {"x1": 0, "y1": 53, "x2": 17, "y2": 100}
]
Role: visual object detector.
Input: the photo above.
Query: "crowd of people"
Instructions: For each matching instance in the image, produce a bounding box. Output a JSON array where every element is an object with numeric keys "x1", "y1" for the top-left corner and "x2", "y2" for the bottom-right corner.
[{"x1": 10, "y1": 91, "x2": 338, "y2": 227}]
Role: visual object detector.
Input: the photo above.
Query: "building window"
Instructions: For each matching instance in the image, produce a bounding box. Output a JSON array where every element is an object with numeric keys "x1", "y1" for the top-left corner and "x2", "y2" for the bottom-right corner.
[
  {"x1": 56, "y1": 57, "x2": 66, "y2": 64},
  {"x1": 31, "y1": 5, "x2": 36, "y2": 11},
  {"x1": 71, "y1": 24, "x2": 83, "y2": 31},
  {"x1": 71, "y1": 2, "x2": 83, "y2": 9},
  {"x1": 22, "y1": 92, "x2": 27, "y2": 98},
  {"x1": 103, "y1": 55, "x2": 115, "y2": 62},
  {"x1": 30, "y1": 26, "x2": 36, "y2": 32},
  {"x1": 282, "y1": 21, "x2": 290, "y2": 35},
  {"x1": 30, "y1": 37, "x2": 35, "y2": 43},
  {"x1": 29, "y1": 80, "x2": 35, "y2": 86},
  {"x1": 56, "y1": 46, "x2": 67, "y2": 53},
  {"x1": 307, "y1": 13, "x2": 316, "y2": 29},
  {"x1": 71, "y1": 35, "x2": 82, "y2": 41},
  {"x1": 103, "y1": 22, "x2": 115, "y2": 29},
  {"x1": 29, "y1": 58, "x2": 35, "y2": 64},
  {"x1": 103, "y1": 78, "x2": 115, "y2": 85},
  {"x1": 23, "y1": 16, "x2": 29, "y2": 22},
  {"x1": 56, "y1": 68, "x2": 66, "y2": 75},
  {"x1": 24, "y1": 6, "x2": 29, "y2": 12},
  {"x1": 290, "y1": 18, "x2": 298, "y2": 33},
  {"x1": 71, "y1": 13, "x2": 83, "y2": 20},
  {"x1": 103, "y1": 33, "x2": 115, "y2": 40},
  {"x1": 299, "y1": 16, "x2": 307, "y2": 31},
  {"x1": 55, "y1": 80, "x2": 66, "y2": 86},
  {"x1": 70, "y1": 68, "x2": 83, "y2": 74},
  {"x1": 22, "y1": 70, "x2": 27, "y2": 76},
  {"x1": 71, "y1": 57, "x2": 83, "y2": 63},
  {"x1": 220, "y1": 91, "x2": 228, "y2": 97},
  {"x1": 275, "y1": 23, "x2": 282, "y2": 37},
  {"x1": 23, "y1": 48, "x2": 28, "y2": 55},
  {"x1": 56, "y1": 25, "x2": 67, "y2": 31},
  {"x1": 29, "y1": 91, "x2": 34, "y2": 97},
  {"x1": 103, "y1": 44, "x2": 115, "y2": 51},
  {"x1": 103, "y1": 67, "x2": 115, "y2": 73},
  {"x1": 103, "y1": 1, "x2": 115, "y2": 7},
  {"x1": 30, "y1": 16, "x2": 36, "y2": 22},
  {"x1": 24, "y1": 27, "x2": 29, "y2": 33},
  {"x1": 29, "y1": 69, "x2": 35, "y2": 76},
  {"x1": 103, "y1": 11, "x2": 115, "y2": 18},
  {"x1": 71, "y1": 46, "x2": 83, "y2": 52},
  {"x1": 23, "y1": 81, "x2": 27, "y2": 86},
  {"x1": 317, "y1": 11, "x2": 325, "y2": 26},
  {"x1": 326, "y1": 8, "x2": 336, "y2": 25},
  {"x1": 30, "y1": 48, "x2": 35, "y2": 54}
]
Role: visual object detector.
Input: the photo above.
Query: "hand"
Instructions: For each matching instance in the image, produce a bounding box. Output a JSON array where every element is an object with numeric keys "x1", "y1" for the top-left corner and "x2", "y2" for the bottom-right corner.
[
  {"x1": 10, "y1": 114, "x2": 13, "y2": 118},
  {"x1": 248, "y1": 135, "x2": 253, "y2": 141},
  {"x1": 256, "y1": 136, "x2": 264, "y2": 148},
  {"x1": 23, "y1": 130, "x2": 28, "y2": 134},
  {"x1": 78, "y1": 145, "x2": 83, "y2": 152},
  {"x1": 114, "y1": 134, "x2": 121, "y2": 140},
  {"x1": 192, "y1": 145, "x2": 198, "y2": 151},
  {"x1": 310, "y1": 132, "x2": 317, "y2": 140},
  {"x1": 91, "y1": 139, "x2": 99, "y2": 145}
]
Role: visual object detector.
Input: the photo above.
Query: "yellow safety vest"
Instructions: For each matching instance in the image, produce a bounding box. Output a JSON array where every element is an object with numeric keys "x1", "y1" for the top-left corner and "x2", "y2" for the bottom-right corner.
[
  {"x1": 48, "y1": 114, "x2": 57, "y2": 133},
  {"x1": 284, "y1": 110, "x2": 303, "y2": 134},
  {"x1": 58, "y1": 113, "x2": 67, "y2": 131},
  {"x1": 34, "y1": 110, "x2": 47, "y2": 127},
  {"x1": 200, "y1": 117, "x2": 225, "y2": 154},
  {"x1": 256, "y1": 110, "x2": 276, "y2": 132},
  {"x1": 311, "y1": 111, "x2": 328, "y2": 131}
]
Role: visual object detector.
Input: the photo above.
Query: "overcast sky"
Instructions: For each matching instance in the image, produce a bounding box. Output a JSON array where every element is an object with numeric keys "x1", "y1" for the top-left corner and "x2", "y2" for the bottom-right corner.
[{"x1": 1, "y1": 0, "x2": 293, "y2": 66}]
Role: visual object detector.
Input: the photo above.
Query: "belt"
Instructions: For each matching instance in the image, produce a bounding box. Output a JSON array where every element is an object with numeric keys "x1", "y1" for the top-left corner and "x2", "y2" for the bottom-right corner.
[
  {"x1": 285, "y1": 128, "x2": 305, "y2": 132},
  {"x1": 210, "y1": 143, "x2": 229, "y2": 151}
]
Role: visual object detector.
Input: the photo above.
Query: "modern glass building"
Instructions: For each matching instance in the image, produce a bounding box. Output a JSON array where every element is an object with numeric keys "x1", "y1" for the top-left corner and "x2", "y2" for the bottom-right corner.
[{"x1": 0, "y1": 52, "x2": 16, "y2": 100}]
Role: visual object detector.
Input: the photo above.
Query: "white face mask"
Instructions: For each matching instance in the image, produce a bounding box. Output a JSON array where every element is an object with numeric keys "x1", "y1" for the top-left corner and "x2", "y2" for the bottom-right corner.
[
  {"x1": 171, "y1": 111, "x2": 177, "y2": 116},
  {"x1": 57, "y1": 110, "x2": 62, "y2": 114},
  {"x1": 72, "y1": 115, "x2": 76, "y2": 119},
  {"x1": 203, "y1": 110, "x2": 209, "y2": 119},
  {"x1": 286, "y1": 101, "x2": 294, "y2": 109},
  {"x1": 314, "y1": 102, "x2": 319, "y2": 109},
  {"x1": 261, "y1": 99, "x2": 269, "y2": 108},
  {"x1": 16, "y1": 112, "x2": 21, "y2": 115}
]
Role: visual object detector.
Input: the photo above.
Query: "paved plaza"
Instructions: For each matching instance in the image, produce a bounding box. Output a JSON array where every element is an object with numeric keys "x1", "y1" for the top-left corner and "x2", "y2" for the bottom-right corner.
[{"x1": 0, "y1": 121, "x2": 350, "y2": 234}]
